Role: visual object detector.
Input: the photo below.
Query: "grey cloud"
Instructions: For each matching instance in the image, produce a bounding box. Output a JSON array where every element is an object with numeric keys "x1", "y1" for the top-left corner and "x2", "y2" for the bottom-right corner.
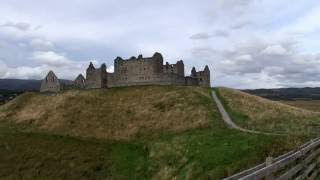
[
  {"x1": 214, "y1": 30, "x2": 229, "y2": 37},
  {"x1": 2, "y1": 21, "x2": 31, "y2": 31},
  {"x1": 0, "y1": 1, "x2": 320, "y2": 88},
  {"x1": 230, "y1": 20, "x2": 252, "y2": 29},
  {"x1": 190, "y1": 32, "x2": 212, "y2": 40},
  {"x1": 190, "y1": 30, "x2": 229, "y2": 40},
  {"x1": 192, "y1": 36, "x2": 320, "y2": 87}
]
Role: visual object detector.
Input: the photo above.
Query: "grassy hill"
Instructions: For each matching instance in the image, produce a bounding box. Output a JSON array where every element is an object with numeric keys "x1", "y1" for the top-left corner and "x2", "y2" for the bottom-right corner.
[
  {"x1": 216, "y1": 87, "x2": 320, "y2": 134},
  {"x1": 0, "y1": 86, "x2": 212, "y2": 140},
  {"x1": 0, "y1": 86, "x2": 314, "y2": 179}
]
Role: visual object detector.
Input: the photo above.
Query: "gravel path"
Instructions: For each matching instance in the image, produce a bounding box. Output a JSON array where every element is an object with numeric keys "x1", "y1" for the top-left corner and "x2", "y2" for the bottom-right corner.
[{"x1": 211, "y1": 90, "x2": 280, "y2": 136}]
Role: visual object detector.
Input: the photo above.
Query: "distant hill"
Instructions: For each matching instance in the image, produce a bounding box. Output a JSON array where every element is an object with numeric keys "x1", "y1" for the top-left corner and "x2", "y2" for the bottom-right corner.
[
  {"x1": 0, "y1": 79, "x2": 41, "y2": 91},
  {"x1": 243, "y1": 87, "x2": 320, "y2": 100},
  {"x1": 0, "y1": 79, "x2": 73, "y2": 92}
]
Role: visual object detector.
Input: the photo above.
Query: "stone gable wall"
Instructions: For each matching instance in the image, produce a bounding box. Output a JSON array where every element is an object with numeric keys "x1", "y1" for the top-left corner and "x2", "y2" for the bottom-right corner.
[
  {"x1": 40, "y1": 71, "x2": 61, "y2": 92},
  {"x1": 74, "y1": 74, "x2": 85, "y2": 89}
]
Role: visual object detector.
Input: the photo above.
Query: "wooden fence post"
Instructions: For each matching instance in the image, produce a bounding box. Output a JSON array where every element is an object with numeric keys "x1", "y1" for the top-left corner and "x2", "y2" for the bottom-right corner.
[{"x1": 266, "y1": 156, "x2": 274, "y2": 180}]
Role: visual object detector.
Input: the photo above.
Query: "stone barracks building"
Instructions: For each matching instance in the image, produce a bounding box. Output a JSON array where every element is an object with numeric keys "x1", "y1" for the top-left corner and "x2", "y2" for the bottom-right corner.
[{"x1": 40, "y1": 52, "x2": 210, "y2": 92}]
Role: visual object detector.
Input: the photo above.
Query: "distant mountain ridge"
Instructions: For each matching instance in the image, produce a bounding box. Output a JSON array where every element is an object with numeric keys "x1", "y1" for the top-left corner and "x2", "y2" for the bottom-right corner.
[
  {"x1": 0, "y1": 79, "x2": 73, "y2": 92},
  {"x1": 243, "y1": 87, "x2": 320, "y2": 100}
]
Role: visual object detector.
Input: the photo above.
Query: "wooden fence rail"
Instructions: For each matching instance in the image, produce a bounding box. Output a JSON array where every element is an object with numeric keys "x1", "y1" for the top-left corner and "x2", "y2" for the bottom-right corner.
[{"x1": 224, "y1": 137, "x2": 320, "y2": 180}]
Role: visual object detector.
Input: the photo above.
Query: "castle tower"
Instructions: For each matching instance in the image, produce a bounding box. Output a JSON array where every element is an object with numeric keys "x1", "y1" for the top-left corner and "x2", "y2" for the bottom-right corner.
[
  {"x1": 100, "y1": 63, "x2": 108, "y2": 88},
  {"x1": 176, "y1": 60, "x2": 185, "y2": 76},
  {"x1": 40, "y1": 70, "x2": 61, "y2": 92},
  {"x1": 74, "y1": 74, "x2": 85, "y2": 89},
  {"x1": 114, "y1": 57, "x2": 123, "y2": 74},
  {"x1": 191, "y1": 67, "x2": 197, "y2": 77},
  {"x1": 152, "y1": 52, "x2": 163, "y2": 73},
  {"x1": 198, "y1": 65, "x2": 211, "y2": 87},
  {"x1": 85, "y1": 62, "x2": 108, "y2": 89}
]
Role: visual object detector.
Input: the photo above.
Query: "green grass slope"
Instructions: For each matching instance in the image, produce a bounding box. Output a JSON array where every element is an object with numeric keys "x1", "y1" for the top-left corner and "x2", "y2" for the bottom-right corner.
[
  {"x1": 216, "y1": 87, "x2": 320, "y2": 134},
  {"x1": 0, "y1": 86, "x2": 312, "y2": 179},
  {"x1": 0, "y1": 122, "x2": 150, "y2": 179}
]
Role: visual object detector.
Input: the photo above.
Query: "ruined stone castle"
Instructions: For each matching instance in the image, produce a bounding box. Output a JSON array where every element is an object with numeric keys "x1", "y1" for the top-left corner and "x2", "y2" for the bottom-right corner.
[{"x1": 40, "y1": 52, "x2": 210, "y2": 92}]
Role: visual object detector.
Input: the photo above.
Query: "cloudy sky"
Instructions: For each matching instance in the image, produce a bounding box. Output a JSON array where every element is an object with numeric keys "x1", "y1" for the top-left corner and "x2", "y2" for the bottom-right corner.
[{"x1": 0, "y1": 0, "x2": 320, "y2": 89}]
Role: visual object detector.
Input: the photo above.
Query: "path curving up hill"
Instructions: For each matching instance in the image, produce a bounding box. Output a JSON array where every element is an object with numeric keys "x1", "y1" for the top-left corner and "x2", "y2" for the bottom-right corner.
[{"x1": 211, "y1": 90, "x2": 281, "y2": 136}]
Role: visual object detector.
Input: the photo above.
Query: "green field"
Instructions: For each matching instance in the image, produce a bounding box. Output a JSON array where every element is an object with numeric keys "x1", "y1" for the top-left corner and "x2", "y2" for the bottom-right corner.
[
  {"x1": 281, "y1": 100, "x2": 320, "y2": 112},
  {"x1": 0, "y1": 86, "x2": 313, "y2": 179}
]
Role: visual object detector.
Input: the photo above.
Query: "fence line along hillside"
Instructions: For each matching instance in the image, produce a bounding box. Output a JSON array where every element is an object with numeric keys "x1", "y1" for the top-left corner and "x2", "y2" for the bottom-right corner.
[{"x1": 224, "y1": 137, "x2": 320, "y2": 180}]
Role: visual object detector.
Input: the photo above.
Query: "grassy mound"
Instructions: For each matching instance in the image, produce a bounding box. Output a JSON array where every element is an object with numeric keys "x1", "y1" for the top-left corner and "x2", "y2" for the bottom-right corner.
[
  {"x1": 0, "y1": 86, "x2": 212, "y2": 140},
  {"x1": 216, "y1": 87, "x2": 320, "y2": 134},
  {"x1": 0, "y1": 86, "x2": 313, "y2": 179}
]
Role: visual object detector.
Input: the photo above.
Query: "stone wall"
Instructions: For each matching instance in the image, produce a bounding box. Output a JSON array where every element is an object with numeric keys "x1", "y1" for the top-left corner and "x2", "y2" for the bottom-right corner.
[
  {"x1": 109, "y1": 52, "x2": 191, "y2": 87},
  {"x1": 113, "y1": 53, "x2": 163, "y2": 85},
  {"x1": 40, "y1": 71, "x2": 61, "y2": 92},
  {"x1": 108, "y1": 73, "x2": 186, "y2": 87},
  {"x1": 40, "y1": 52, "x2": 211, "y2": 92},
  {"x1": 163, "y1": 60, "x2": 184, "y2": 77},
  {"x1": 185, "y1": 76, "x2": 199, "y2": 86}
]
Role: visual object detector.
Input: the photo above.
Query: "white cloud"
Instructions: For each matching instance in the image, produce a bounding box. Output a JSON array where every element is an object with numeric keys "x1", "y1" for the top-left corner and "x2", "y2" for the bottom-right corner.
[
  {"x1": 107, "y1": 65, "x2": 114, "y2": 73},
  {"x1": 0, "y1": 60, "x2": 45, "y2": 79},
  {"x1": 32, "y1": 51, "x2": 71, "y2": 67},
  {"x1": 0, "y1": 60, "x2": 95, "y2": 80},
  {"x1": 29, "y1": 38, "x2": 54, "y2": 49},
  {"x1": 261, "y1": 45, "x2": 288, "y2": 55},
  {"x1": 235, "y1": 54, "x2": 252, "y2": 63}
]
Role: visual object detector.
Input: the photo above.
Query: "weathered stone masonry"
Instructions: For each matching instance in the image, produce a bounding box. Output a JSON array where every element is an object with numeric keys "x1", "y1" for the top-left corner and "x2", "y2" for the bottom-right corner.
[
  {"x1": 40, "y1": 52, "x2": 210, "y2": 92},
  {"x1": 40, "y1": 71, "x2": 61, "y2": 92},
  {"x1": 74, "y1": 74, "x2": 85, "y2": 89}
]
